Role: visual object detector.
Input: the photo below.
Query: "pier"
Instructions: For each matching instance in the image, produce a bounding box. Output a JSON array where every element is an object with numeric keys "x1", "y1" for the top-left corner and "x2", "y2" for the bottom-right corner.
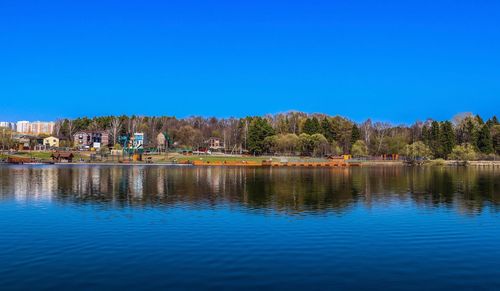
[{"x1": 191, "y1": 159, "x2": 360, "y2": 167}]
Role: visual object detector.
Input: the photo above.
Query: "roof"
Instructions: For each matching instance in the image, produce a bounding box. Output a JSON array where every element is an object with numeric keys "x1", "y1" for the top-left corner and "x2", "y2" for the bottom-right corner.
[
  {"x1": 51, "y1": 152, "x2": 74, "y2": 158},
  {"x1": 73, "y1": 131, "x2": 107, "y2": 135}
]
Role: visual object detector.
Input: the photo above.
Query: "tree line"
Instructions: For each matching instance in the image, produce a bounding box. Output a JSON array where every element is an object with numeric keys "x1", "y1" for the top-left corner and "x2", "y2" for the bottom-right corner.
[{"x1": 2, "y1": 112, "x2": 498, "y2": 159}]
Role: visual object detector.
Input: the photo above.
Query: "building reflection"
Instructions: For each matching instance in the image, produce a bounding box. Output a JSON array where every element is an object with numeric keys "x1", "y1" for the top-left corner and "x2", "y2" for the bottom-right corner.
[{"x1": 0, "y1": 165, "x2": 498, "y2": 215}]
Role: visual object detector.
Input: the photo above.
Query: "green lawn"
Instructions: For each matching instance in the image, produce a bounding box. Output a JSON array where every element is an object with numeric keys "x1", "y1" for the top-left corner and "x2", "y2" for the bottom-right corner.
[
  {"x1": 11, "y1": 151, "x2": 53, "y2": 160},
  {"x1": 2, "y1": 151, "x2": 86, "y2": 162},
  {"x1": 1, "y1": 151, "x2": 330, "y2": 164}
]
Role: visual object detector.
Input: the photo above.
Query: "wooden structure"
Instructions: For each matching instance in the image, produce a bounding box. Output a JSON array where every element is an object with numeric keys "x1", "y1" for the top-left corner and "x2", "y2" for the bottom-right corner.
[
  {"x1": 51, "y1": 152, "x2": 74, "y2": 163},
  {"x1": 191, "y1": 160, "x2": 261, "y2": 166},
  {"x1": 262, "y1": 160, "x2": 349, "y2": 167},
  {"x1": 7, "y1": 156, "x2": 34, "y2": 164},
  {"x1": 191, "y1": 159, "x2": 359, "y2": 167}
]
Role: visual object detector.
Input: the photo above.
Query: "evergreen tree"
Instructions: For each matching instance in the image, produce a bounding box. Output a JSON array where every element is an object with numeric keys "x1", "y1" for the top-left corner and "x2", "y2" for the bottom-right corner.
[
  {"x1": 430, "y1": 121, "x2": 442, "y2": 157},
  {"x1": 439, "y1": 121, "x2": 455, "y2": 159},
  {"x1": 351, "y1": 124, "x2": 361, "y2": 143},
  {"x1": 492, "y1": 125, "x2": 500, "y2": 155},
  {"x1": 303, "y1": 117, "x2": 321, "y2": 135},
  {"x1": 475, "y1": 114, "x2": 484, "y2": 125},
  {"x1": 486, "y1": 116, "x2": 499, "y2": 128},
  {"x1": 247, "y1": 118, "x2": 275, "y2": 155},
  {"x1": 321, "y1": 118, "x2": 335, "y2": 142},
  {"x1": 476, "y1": 124, "x2": 493, "y2": 154},
  {"x1": 421, "y1": 125, "x2": 430, "y2": 145},
  {"x1": 464, "y1": 118, "x2": 476, "y2": 144}
]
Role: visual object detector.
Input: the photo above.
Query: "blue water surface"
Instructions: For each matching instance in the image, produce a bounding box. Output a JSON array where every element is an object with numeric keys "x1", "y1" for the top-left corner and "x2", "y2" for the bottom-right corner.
[{"x1": 0, "y1": 165, "x2": 499, "y2": 290}]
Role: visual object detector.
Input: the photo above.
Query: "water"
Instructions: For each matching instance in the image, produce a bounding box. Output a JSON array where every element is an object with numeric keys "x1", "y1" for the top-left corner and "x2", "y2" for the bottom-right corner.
[{"x1": 0, "y1": 165, "x2": 499, "y2": 290}]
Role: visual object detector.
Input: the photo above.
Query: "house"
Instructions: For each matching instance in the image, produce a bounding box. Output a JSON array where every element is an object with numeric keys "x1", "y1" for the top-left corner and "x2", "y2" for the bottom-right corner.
[
  {"x1": 133, "y1": 133, "x2": 144, "y2": 148},
  {"x1": 51, "y1": 152, "x2": 74, "y2": 163},
  {"x1": 206, "y1": 137, "x2": 225, "y2": 151},
  {"x1": 34, "y1": 138, "x2": 45, "y2": 150},
  {"x1": 13, "y1": 134, "x2": 37, "y2": 150},
  {"x1": 73, "y1": 131, "x2": 109, "y2": 149},
  {"x1": 43, "y1": 136, "x2": 59, "y2": 148}
]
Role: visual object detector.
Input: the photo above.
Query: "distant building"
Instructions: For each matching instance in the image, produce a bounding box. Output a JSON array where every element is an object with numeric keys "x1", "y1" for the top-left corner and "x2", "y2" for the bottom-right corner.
[
  {"x1": 206, "y1": 137, "x2": 225, "y2": 151},
  {"x1": 13, "y1": 134, "x2": 37, "y2": 150},
  {"x1": 14, "y1": 121, "x2": 54, "y2": 135},
  {"x1": 133, "y1": 133, "x2": 144, "y2": 149},
  {"x1": 73, "y1": 131, "x2": 109, "y2": 149},
  {"x1": 30, "y1": 121, "x2": 55, "y2": 135},
  {"x1": 0, "y1": 122, "x2": 16, "y2": 131},
  {"x1": 16, "y1": 121, "x2": 30, "y2": 134},
  {"x1": 43, "y1": 136, "x2": 60, "y2": 148}
]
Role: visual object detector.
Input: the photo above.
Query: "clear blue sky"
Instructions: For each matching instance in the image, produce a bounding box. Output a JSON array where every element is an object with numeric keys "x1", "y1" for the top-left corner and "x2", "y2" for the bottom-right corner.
[{"x1": 0, "y1": 0, "x2": 499, "y2": 123}]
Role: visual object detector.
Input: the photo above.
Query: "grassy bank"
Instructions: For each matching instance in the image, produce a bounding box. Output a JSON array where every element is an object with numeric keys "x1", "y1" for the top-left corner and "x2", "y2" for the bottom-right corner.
[{"x1": 2, "y1": 151, "x2": 498, "y2": 167}]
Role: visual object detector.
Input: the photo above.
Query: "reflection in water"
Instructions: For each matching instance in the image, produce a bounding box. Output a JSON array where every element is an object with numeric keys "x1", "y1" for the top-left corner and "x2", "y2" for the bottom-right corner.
[
  {"x1": 1, "y1": 164, "x2": 500, "y2": 290},
  {"x1": 0, "y1": 165, "x2": 499, "y2": 215}
]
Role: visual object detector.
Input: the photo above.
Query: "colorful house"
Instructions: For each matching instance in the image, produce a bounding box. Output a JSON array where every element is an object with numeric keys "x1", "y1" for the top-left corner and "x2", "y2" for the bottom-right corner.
[
  {"x1": 43, "y1": 136, "x2": 59, "y2": 148},
  {"x1": 73, "y1": 131, "x2": 109, "y2": 149}
]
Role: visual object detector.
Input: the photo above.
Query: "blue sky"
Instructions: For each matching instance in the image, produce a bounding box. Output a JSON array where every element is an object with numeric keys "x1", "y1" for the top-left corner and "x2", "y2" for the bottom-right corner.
[{"x1": 0, "y1": 0, "x2": 499, "y2": 123}]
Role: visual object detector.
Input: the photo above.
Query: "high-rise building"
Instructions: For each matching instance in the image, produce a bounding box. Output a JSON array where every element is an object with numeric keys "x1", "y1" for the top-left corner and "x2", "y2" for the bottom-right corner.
[
  {"x1": 30, "y1": 121, "x2": 55, "y2": 135},
  {"x1": 14, "y1": 121, "x2": 54, "y2": 135},
  {"x1": 16, "y1": 121, "x2": 30, "y2": 134},
  {"x1": 0, "y1": 122, "x2": 16, "y2": 131}
]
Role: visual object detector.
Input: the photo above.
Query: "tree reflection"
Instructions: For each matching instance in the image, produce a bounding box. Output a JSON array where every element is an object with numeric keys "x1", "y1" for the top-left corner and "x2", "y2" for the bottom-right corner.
[{"x1": 0, "y1": 165, "x2": 498, "y2": 215}]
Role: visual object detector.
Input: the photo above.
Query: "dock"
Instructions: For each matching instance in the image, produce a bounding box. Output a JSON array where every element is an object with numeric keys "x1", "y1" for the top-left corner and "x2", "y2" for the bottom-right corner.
[{"x1": 191, "y1": 159, "x2": 361, "y2": 167}]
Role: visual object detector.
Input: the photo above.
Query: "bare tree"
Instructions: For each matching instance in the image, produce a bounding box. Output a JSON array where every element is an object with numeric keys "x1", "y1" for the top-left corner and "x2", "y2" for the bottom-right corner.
[
  {"x1": 67, "y1": 119, "x2": 75, "y2": 138},
  {"x1": 361, "y1": 119, "x2": 372, "y2": 146},
  {"x1": 374, "y1": 122, "x2": 391, "y2": 155},
  {"x1": 110, "y1": 117, "x2": 122, "y2": 145},
  {"x1": 54, "y1": 119, "x2": 63, "y2": 137}
]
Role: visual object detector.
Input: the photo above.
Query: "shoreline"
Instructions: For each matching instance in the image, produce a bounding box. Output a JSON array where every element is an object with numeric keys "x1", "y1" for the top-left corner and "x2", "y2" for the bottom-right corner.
[{"x1": 1, "y1": 160, "x2": 500, "y2": 167}]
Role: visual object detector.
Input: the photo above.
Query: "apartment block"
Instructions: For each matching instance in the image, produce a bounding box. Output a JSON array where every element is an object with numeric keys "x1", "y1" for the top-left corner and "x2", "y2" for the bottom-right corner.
[
  {"x1": 30, "y1": 121, "x2": 55, "y2": 135},
  {"x1": 16, "y1": 121, "x2": 30, "y2": 133},
  {"x1": 0, "y1": 122, "x2": 16, "y2": 131}
]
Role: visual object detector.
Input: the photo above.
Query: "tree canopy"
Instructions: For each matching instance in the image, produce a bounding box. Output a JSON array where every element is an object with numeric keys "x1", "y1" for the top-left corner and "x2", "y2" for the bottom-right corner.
[{"x1": 8, "y1": 112, "x2": 493, "y2": 160}]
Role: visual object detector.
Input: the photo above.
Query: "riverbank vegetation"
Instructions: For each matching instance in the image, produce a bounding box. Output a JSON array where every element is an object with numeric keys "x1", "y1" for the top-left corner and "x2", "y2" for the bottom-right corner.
[{"x1": 2, "y1": 112, "x2": 499, "y2": 162}]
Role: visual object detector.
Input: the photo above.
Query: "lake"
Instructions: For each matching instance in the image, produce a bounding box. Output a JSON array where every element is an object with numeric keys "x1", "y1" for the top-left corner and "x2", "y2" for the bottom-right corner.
[{"x1": 0, "y1": 165, "x2": 499, "y2": 290}]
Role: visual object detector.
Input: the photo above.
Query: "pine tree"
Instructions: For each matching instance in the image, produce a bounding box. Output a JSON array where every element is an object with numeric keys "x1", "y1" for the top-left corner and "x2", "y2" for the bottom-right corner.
[
  {"x1": 421, "y1": 125, "x2": 430, "y2": 145},
  {"x1": 439, "y1": 121, "x2": 455, "y2": 159},
  {"x1": 492, "y1": 116, "x2": 499, "y2": 125},
  {"x1": 303, "y1": 117, "x2": 321, "y2": 135},
  {"x1": 351, "y1": 124, "x2": 361, "y2": 142},
  {"x1": 464, "y1": 118, "x2": 476, "y2": 144},
  {"x1": 475, "y1": 114, "x2": 484, "y2": 125},
  {"x1": 311, "y1": 117, "x2": 321, "y2": 133},
  {"x1": 320, "y1": 118, "x2": 335, "y2": 142},
  {"x1": 247, "y1": 118, "x2": 275, "y2": 155},
  {"x1": 430, "y1": 121, "x2": 442, "y2": 157},
  {"x1": 476, "y1": 124, "x2": 493, "y2": 154},
  {"x1": 492, "y1": 125, "x2": 500, "y2": 155}
]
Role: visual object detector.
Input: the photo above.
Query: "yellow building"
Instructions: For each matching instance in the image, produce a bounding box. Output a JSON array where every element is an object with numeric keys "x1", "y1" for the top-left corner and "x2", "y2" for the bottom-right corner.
[{"x1": 43, "y1": 136, "x2": 59, "y2": 148}]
